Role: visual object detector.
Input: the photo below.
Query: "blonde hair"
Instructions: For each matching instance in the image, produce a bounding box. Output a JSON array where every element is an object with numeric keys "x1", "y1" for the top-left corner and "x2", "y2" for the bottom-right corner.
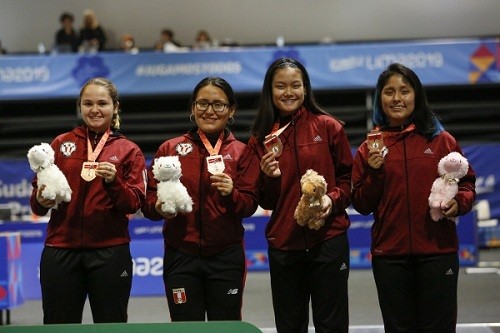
[
  {"x1": 77, "y1": 77, "x2": 121, "y2": 130},
  {"x1": 83, "y1": 9, "x2": 99, "y2": 29}
]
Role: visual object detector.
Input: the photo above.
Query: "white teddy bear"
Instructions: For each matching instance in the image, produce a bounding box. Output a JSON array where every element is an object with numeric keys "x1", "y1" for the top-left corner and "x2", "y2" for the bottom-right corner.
[
  {"x1": 152, "y1": 155, "x2": 193, "y2": 215},
  {"x1": 428, "y1": 151, "x2": 469, "y2": 222},
  {"x1": 27, "y1": 143, "x2": 72, "y2": 209}
]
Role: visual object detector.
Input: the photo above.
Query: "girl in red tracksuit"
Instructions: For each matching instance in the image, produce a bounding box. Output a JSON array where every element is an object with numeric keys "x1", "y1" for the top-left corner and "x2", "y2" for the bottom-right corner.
[
  {"x1": 30, "y1": 78, "x2": 146, "y2": 324},
  {"x1": 141, "y1": 77, "x2": 258, "y2": 322},
  {"x1": 242, "y1": 58, "x2": 353, "y2": 333},
  {"x1": 351, "y1": 63, "x2": 476, "y2": 332}
]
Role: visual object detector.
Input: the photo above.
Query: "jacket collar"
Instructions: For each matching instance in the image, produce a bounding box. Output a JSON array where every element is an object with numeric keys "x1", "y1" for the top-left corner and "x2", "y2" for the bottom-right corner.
[
  {"x1": 376, "y1": 123, "x2": 416, "y2": 140},
  {"x1": 187, "y1": 127, "x2": 234, "y2": 144}
]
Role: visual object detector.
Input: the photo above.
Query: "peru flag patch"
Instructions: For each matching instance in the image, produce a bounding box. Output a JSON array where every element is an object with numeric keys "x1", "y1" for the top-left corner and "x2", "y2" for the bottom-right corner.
[{"x1": 172, "y1": 288, "x2": 187, "y2": 304}]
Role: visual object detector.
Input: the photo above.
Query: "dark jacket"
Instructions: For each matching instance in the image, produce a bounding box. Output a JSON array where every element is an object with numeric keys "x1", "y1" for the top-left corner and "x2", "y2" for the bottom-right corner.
[
  {"x1": 80, "y1": 26, "x2": 106, "y2": 50},
  {"x1": 30, "y1": 125, "x2": 146, "y2": 248},
  {"x1": 351, "y1": 124, "x2": 476, "y2": 256},
  {"x1": 141, "y1": 129, "x2": 258, "y2": 257},
  {"x1": 243, "y1": 108, "x2": 353, "y2": 250},
  {"x1": 55, "y1": 28, "x2": 79, "y2": 52}
]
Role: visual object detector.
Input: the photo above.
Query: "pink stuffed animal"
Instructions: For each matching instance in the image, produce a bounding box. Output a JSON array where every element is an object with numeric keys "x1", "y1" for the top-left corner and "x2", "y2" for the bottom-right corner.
[{"x1": 428, "y1": 152, "x2": 469, "y2": 221}]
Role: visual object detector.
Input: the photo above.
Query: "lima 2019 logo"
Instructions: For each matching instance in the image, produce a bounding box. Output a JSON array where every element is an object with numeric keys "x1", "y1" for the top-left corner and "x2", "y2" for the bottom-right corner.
[
  {"x1": 72, "y1": 56, "x2": 110, "y2": 86},
  {"x1": 469, "y1": 41, "x2": 500, "y2": 84}
]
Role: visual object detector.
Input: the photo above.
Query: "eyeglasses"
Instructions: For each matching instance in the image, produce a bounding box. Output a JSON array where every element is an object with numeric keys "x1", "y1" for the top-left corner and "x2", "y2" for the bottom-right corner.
[{"x1": 194, "y1": 101, "x2": 228, "y2": 113}]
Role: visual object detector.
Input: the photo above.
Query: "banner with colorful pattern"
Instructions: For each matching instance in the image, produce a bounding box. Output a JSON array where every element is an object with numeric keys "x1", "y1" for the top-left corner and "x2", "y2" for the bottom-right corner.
[{"x1": 1, "y1": 38, "x2": 498, "y2": 100}]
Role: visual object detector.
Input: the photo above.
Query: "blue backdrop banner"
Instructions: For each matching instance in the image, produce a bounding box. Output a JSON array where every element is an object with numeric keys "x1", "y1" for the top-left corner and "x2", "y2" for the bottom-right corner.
[{"x1": 1, "y1": 38, "x2": 498, "y2": 100}]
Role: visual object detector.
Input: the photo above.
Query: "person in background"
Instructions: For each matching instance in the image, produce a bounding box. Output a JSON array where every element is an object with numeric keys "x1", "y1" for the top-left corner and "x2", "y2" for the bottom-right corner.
[
  {"x1": 54, "y1": 12, "x2": 79, "y2": 53},
  {"x1": 154, "y1": 28, "x2": 181, "y2": 52},
  {"x1": 79, "y1": 9, "x2": 106, "y2": 52},
  {"x1": 191, "y1": 30, "x2": 212, "y2": 50},
  {"x1": 120, "y1": 34, "x2": 139, "y2": 54},
  {"x1": 351, "y1": 63, "x2": 476, "y2": 332},
  {"x1": 0, "y1": 39, "x2": 7, "y2": 55},
  {"x1": 30, "y1": 77, "x2": 146, "y2": 324},
  {"x1": 242, "y1": 57, "x2": 353, "y2": 333},
  {"x1": 141, "y1": 77, "x2": 258, "y2": 321}
]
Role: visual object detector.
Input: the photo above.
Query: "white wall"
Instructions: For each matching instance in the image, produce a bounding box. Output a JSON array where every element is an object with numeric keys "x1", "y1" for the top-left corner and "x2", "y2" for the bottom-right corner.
[{"x1": 1, "y1": 0, "x2": 499, "y2": 53}]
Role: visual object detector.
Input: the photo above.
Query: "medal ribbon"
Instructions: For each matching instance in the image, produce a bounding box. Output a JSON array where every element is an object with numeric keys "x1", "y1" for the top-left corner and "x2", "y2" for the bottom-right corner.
[
  {"x1": 270, "y1": 106, "x2": 303, "y2": 137},
  {"x1": 197, "y1": 129, "x2": 224, "y2": 156},
  {"x1": 270, "y1": 119, "x2": 292, "y2": 138},
  {"x1": 87, "y1": 128, "x2": 110, "y2": 161}
]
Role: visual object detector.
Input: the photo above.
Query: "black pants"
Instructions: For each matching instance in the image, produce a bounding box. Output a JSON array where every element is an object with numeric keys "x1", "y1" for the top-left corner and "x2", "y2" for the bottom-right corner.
[
  {"x1": 268, "y1": 234, "x2": 350, "y2": 333},
  {"x1": 40, "y1": 244, "x2": 133, "y2": 324},
  {"x1": 163, "y1": 244, "x2": 246, "y2": 321},
  {"x1": 372, "y1": 253, "x2": 459, "y2": 333}
]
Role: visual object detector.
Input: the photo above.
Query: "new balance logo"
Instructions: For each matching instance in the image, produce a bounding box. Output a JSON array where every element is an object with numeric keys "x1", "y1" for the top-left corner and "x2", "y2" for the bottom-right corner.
[
  {"x1": 313, "y1": 135, "x2": 323, "y2": 142},
  {"x1": 424, "y1": 148, "x2": 433, "y2": 155},
  {"x1": 227, "y1": 289, "x2": 239, "y2": 295},
  {"x1": 340, "y1": 263, "x2": 348, "y2": 271},
  {"x1": 446, "y1": 269, "x2": 454, "y2": 275},
  {"x1": 120, "y1": 270, "x2": 129, "y2": 277}
]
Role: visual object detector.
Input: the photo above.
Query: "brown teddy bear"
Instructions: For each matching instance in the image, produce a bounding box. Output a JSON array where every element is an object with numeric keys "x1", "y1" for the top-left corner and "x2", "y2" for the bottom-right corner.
[{"x1": 294, "y1": 169, "x2": 328, "y2": 230}]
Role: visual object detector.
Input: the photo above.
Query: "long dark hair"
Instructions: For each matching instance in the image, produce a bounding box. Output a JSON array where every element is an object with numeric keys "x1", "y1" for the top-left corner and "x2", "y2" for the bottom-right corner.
[
  {"x1": 372, "y1": 63, "x2": 443, "y2": 139},
  {"x1": 251, "y1": 57, "x2": 333, "y2": 143}
]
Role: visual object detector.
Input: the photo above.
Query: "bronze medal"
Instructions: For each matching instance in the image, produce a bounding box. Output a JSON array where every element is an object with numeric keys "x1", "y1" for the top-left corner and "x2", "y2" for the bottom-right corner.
[
  {"x1": 367, "y1": 131, "x2": 385, "y2": 151},
  {"x1": 206, "y1": 155, "x2": 225, "y2": 174},
  {"x1": 81, "y1": 161, "x2": 98, "y2": 181},
  {"x1": 82, "y1": 129, "x2": 110, "y2": 181},
  {"x1": 264, "y1": 134, "x2": 283, "y2": 157}
]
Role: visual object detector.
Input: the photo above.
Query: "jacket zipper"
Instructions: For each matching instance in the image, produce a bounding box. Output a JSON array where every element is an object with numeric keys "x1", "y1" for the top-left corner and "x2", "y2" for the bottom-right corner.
[
  {"x1": 403, "y1": 135, "x2": 413, "y2": 254},
  {"x1": 197, "y1": 149, "x2": 205, "y2": 258},
  {"x1": 292, "y1": 115, "x2": 310, "y2": 251}
]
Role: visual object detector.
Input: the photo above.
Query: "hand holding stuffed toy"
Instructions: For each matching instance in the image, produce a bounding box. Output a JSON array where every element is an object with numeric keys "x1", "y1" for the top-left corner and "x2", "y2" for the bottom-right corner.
[
  {"x1": 27, "y1": 143, "x2": 72, "y2": 209},
  {"x1": 294, "y1": 169, "x2": 328, "y2": 230},
  {"x1": 153, "y1": 155, "x2": 193, "y2": 215},
  {"x1": 428, "y1": 152, "x2": 469, "y2": 221}
]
